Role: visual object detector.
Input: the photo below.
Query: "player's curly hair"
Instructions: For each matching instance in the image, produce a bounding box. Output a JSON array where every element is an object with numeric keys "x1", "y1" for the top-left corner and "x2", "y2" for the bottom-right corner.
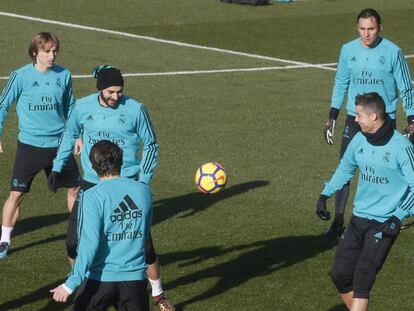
[{"x1": 89, "y1": 140, "x2": 123, "y2": 177}]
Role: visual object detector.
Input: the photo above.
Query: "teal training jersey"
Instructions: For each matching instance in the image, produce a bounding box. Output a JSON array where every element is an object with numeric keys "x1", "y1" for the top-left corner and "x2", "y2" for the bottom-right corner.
[
  {"x1": 64, "y1": 177, "x2": 152, "y2": 291},
  {"x1": 0, "y1": 63, "x2": 75, "y2": 147},
  {"x1": 52, "y1": 93, "x2": 158, "y2": 184},
  {"x1": 331, "y1": 38, "x2": 414, "y2": 119},
  {"x1": 322, "y1": 131, "x2": 414, "y2": 222}
]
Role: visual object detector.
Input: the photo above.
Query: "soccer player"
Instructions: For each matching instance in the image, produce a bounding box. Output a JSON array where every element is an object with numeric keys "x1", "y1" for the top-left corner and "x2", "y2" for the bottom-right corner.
[
  {"x1": 49, "y1": 65, "x2": 174, "y2": 311},
  {"x1": 0, "y1": 32, "x2": 80, "y2": 259},
  {"x1": 316, "y1": 92, "x2": 414, "y2": 311},
  {"x1": 51, "y1": 140, "x2": 152, "y2": 310},
  {"x1": 322, "y1": 8, "x2": 414, "y2": 236}
]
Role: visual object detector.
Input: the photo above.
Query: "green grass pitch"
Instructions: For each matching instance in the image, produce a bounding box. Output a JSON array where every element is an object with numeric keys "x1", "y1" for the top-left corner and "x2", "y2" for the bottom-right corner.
[{"x1": 0, "y1": 0, "x2": 413, "y2": 310}]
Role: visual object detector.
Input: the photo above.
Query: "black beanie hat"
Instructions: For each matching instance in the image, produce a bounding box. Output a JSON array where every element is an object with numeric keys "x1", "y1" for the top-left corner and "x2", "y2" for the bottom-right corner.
[{"x1": 93, "y1": 65, "x2": 124, "y2": 90}]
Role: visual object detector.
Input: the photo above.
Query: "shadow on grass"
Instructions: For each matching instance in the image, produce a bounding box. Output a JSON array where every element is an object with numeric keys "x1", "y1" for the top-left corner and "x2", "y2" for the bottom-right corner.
[
  {"x1": 0, "y1": 181, "x2": 269, "y2": 309},
  {"x1": 153, "y1": 180, "x2": 269, "y2": 225},
  {"x1": 10, "y1": 233, "x2": 66, "y2": 256},
  {"x1": 1, "y1": 233, "x2": 337, "y2": 310},
  {"x1": 159, "y1": 234, "x2": 338, "y2": 309},
  {"x1": 328, "y1": 304, "x2": 348, "y2": 311},
  {"x1": 13, "y1": 212, "x2": 69, "y2": 237},
  {"x1": 0, "y1": 279, "x2": 71, "y2": 311}
]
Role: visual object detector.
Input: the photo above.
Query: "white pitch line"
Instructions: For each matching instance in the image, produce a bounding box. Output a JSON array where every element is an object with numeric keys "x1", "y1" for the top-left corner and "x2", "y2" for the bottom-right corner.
[
  {"x1": 73, "y1": 64, "x2": 331, "y2": 78},
  {"x1": 0, "y1": 12, "x2": 413, "y2": 80},
  {"x1": 0, "y1": 11, "x2": 334, "y2": 72},
  {"x1": 0, "y1": 64, "x2": 334, "y2": 80}
]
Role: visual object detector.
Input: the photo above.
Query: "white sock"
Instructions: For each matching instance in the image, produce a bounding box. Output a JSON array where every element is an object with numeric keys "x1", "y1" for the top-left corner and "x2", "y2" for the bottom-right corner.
[
  {"x1": 149, "y1": 278, "x2": 164, "y2": 297},
  {"x1": 1, "y1": 226, "x2": 14, "y2": 244}
]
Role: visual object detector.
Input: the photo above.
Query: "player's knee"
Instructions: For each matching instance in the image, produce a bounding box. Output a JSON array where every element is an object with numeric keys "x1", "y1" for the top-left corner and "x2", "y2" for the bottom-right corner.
[
  {"x1": 8, "y1": 191, "x2": 25, "y2": 203},
  {"x1": 145, "y1": 239, "x2": 157, "y2": 265},
  {"x1": 330, "y1": 266, "x2": 353, "y2": 293}
]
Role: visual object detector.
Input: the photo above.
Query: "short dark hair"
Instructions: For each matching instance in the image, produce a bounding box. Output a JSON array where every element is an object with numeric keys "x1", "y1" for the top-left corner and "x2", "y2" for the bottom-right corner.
[
  {"x1": 357, "y1": 8, "x2": 382, "y2": 26},
  {"x1": 89, "y1": 140, "x2": 123, "y2": 177},
  {"x1": 355, "y1": 92, "x2": 386, "y2": 120},
  {"x1": 29, "y1": 32, "x2": 60, "y2": 61}
]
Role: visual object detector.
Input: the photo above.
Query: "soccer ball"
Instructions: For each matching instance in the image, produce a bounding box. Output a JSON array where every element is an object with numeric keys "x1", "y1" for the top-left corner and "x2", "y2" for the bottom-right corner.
[{"x1": 195, "y1": 162, "x2": 227, "y2": 194}]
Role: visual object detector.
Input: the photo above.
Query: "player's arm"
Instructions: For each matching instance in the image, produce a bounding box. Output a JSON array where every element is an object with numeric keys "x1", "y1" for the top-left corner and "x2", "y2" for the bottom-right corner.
[
  {"x1": 324, "y1": 46, "x2": 350, "y2": 145},
  {"x1": 380, "y1": 144, "x2": 414, "y2": 237},
  {"x1": 316, "y1": 137, "x2": 358, "y2": 220},
  {"x1": 393, "y1": 50, "x2": 414, "y2": 140},
  {"x1": 393, "y1": 145, "x2": 414, "y2": 220},
  {"x1": 62, "y1": 74, "x2": 76, "y2": 119},
  {"x1": 136, "y1": 105, "x2": 158, "y2": 184},
  {"x1": 143, "y1": 185, "x2": 154, "y2": 240},
  {"x1": 48, "y1": 105, "x2": 81, "y2": 192},
  {"x1": 52, "y1": 105, "x2": 82, "y2": 172},
  {"x1": 0, "y1": 71, "x2": 22, "y2": 153},
  {"x1": 52, "y1": 191, "x2": 101, "y2": 299}
]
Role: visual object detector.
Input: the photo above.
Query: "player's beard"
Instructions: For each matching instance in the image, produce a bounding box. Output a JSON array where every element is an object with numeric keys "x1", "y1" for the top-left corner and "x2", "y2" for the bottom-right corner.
[{"x1": 99, "y1": 93, "x2": 119, "y2": 108}]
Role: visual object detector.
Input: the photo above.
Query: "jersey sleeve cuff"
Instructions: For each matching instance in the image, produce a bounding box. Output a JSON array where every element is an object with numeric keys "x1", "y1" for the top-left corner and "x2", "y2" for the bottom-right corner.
[
  {"x1": 138, "y1": 173, "x2": 152, "y2": 185},
  {"x1": 321, "y1": 189, "x2": 332, "y2": 198},
  {"x1": 61, "y1": 283, "x2": 74, "y2": 295},
  {"x1": 52, "y1": 162, "x2": 64, "y2": 174},
  {"x1": 328, "y1": 107, "x2": 340, "y2": 120},
  {"x1": 393, "y1": 208, "x2": 408, "y2": 222}
]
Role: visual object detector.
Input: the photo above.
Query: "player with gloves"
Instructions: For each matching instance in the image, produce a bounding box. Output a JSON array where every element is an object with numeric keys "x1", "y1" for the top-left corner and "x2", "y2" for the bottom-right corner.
[
  {"x1": 323, "y1": 8, "x2": 414, "y2": 236},
  {"x1": 316, "y1": 92, "x2": 414, "y2": 311}
]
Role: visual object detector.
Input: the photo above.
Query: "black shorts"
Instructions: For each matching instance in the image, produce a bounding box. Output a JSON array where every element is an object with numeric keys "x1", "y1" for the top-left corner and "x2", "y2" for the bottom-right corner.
[
  {"x1": 330, "y1": 215, "x2": 397, "y2": 299},
  {"x1": 73, "y1": 278, "x2": 149, "y2": 311},
  {"x1": 10, "y1": 141, "x2": 80, "y2": 192}
]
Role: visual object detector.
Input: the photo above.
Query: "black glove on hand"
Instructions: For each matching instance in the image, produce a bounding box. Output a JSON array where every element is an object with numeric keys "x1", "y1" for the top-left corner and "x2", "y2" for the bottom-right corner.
[
  {"x1": 380, "y1": 216, "x2": 402, "y2": 237},
  {"x1": 47, "y1": 171, "x2": 60, "y2": 193},
  {"x1": 324, "y1": 119, "x2": 336, "y2": 145},
  {"x1": 316, "y1": 195, "x2": 330, "y2": 220},
  {"x1": 403, "y1": 123, "x2": 414, "y2": 143}
]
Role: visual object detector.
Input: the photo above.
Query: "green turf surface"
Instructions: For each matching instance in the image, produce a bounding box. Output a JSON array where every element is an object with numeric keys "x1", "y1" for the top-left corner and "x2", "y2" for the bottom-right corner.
[{"x1": 0, "y1": 1, "x2": 413, "y2": 310}]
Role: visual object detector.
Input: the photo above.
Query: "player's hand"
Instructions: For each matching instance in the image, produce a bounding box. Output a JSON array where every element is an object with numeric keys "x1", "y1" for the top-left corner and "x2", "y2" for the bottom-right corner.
[
  {"x1": 47, "y1": 171, "x2": 60, "y2": 193},
  {"x1": 0, "y1": 141, "x2": 3, "y2": 154},
  {"x1": 50, "y1": 285, "x2": 71, "y2": 302},
  {"x1": 403, "y1": 123, "x2": 414, "y2": 143},
  {"x1": 380, "y1": 216, "x2": 402, "y2": 237},
  {"x1": 316, "y1": 195, "x2": 330, "y2": 220},
  {"x1": 74, "y1": 138, "x2": 84, "y2": 155},
  {"x1": 324, "y1": 119, "x2": 336, "y2": 145}
]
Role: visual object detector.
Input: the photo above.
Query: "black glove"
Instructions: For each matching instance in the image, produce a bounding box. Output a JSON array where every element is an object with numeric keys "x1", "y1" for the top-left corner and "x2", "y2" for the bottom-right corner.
[
  {"x1": 316, "y1": 195, "x2": 330, "y2": 220},
  {"x1": 47, "y1": 171, "x2": 60, "y2": 193},
  {"x1": 324, "y1": 119, "x2": 336, "y2": 145},
  {"x1": 380, "y1": 216, "x2": 402, "y2": 237},
  {"x1": 403, "y1": 123, "x2": 414, "y2": 143}
]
